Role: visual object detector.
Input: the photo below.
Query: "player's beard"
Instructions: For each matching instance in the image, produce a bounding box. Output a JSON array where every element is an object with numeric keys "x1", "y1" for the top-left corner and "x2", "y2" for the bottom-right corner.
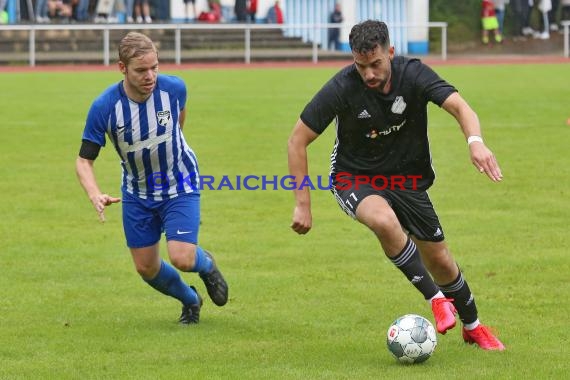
[
  {"x1": 366, "y1": 77, "x2": 387, "y2": 92},
  {"x1": 368, "y1": 70, "x2": 391, "y2": 93},
  {"x1": 366, "y1": 78, "x2": 383, "y2": 89}
]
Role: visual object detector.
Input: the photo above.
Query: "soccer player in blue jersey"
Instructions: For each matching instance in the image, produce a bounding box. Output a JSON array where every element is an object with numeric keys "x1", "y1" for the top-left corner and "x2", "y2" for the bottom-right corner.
[
  {"x1": 76, "y1": 32, "x2": 228, "y2": 324},
  {"x1": 288, "y1": 20, "x2": 505, "y2": 350}
]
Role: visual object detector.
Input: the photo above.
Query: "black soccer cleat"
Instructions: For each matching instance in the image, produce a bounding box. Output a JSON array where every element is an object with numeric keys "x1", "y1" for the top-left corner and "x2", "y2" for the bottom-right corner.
[
  {"x1": 179, "y1": 286, "x2": 203, "y2": 325},
  {"x1": 199, "y1": 250, "x2": 229, "y2": 306}
]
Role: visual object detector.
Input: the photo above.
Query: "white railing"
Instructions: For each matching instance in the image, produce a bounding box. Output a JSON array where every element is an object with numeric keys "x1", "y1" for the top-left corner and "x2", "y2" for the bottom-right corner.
[
  {"x1": 563, "y1": 21, "x2": 570, "y2": 58},
  {"x1": 0, "y1": 22, "x2": 448, "y2": 66}
]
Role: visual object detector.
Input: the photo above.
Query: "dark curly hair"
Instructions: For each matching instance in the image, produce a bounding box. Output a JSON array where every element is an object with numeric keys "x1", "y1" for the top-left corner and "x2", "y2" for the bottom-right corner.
[{"x1": 349, "y1": 20, "x2": 390, "y2": 54}]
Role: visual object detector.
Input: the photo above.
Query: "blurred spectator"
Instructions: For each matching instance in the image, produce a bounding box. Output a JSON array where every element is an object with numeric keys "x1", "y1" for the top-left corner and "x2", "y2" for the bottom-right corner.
[
  {"x1": 235, "y1": 0, "x2": 247, "y2": 22},
  {"x1": 0, "y1": 0, "x2": 7, "y2": 24},
  {"x1": 198, "y1": 0, "x2": 221, "y2": 22},
  {"x1": 562, "y1": 0, "x2": 570, "y2": 21},
  {"x1": 494, "y1": 0, "x2": 509, "y2": 34},
  {"x1": 134, "y1": 0, "x2": 151, "y2": 23},
  {"x1": 48, "y1": 0, "x2": 73, "y2": 21},
  {"x1": 247, "y1": 0, "x2": 257, "y2": 23},
  {"x1": 125, "y1": 0, "x2": 134, "y2": 22},
  {"x1": 151, "y1": 0, "x2": 169, "y2": 21},
  {"x1": 511, "y1": 0, "x2": 532, "y2": 40},
  {"x1": 328, "y1": 2, "x2": 343, "y2": 50},
  {"x1": 17, "y1": 0, "x2": 30, "y2": 20},
  {"x1": 266, "y1": 0, "x2": 283, "y2": 24},
  {"x1": 548, "y1": 0, "x2": 559, "y2": 30},
  {"x1": 36, "y1": 0, "x2": 50, "y2": 22},
  {"x1": 481, "y1": 0, "x2": 503, "y2": 44},
  {"x1": 95, "y1": 0, "x2": 125, "y2": 23},
  {"x1": 534, "y1": 0, "x2": 552, "y2": 39},
  {"x1": 184, "y1": 0, "x2": 197, "y2": 22},
  {"x1": 74, "y1": 0, "x2": 90, "y2": 21}
]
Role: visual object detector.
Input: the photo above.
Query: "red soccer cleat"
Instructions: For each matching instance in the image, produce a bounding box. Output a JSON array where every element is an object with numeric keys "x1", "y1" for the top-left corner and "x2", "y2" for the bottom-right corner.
[
  {"x1": 462, "y1": 325, "x2": 506, "y2": 351},
  {"x1": 431, "y1": 297, "x2": 457, "y2": 334}
]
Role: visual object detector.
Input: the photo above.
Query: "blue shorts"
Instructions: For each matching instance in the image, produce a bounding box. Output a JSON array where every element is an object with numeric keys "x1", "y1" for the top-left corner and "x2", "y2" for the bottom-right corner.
[{"x1": 122, "y1": 191, "x2": 200, "y2": 248}]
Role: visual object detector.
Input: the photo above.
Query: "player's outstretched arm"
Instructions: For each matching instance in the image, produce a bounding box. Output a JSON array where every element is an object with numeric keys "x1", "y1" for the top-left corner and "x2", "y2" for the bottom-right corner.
[
  {"x1": 287, "y1": 118, "x2": 319, "y2": 234},
  {"x1": 441, "y1": 92, "x2": 503, "y2": 182},
  {"x1": 75, "y1": 157, "x2": 121, "y2": 223}
]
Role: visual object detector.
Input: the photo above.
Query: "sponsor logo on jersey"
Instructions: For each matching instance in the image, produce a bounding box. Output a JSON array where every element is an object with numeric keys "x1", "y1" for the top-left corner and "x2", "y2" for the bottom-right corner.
[
  {"x1": 365, "y1": 119, "x2": 406, "y2": 139},
  {"x1": 357, "y1": 109, "x2": 371, "y2": 119}
]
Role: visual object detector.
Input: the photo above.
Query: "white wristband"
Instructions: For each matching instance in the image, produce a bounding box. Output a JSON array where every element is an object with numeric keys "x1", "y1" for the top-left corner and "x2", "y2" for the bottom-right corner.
[{"x1": 467, "y1": 136, "x2": 483, "y2": 145}]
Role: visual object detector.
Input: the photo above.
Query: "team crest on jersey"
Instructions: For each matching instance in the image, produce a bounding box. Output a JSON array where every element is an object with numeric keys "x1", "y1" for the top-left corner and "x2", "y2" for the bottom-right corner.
[
  {"x1": 157, "y1": 110, "x2": 171, "y2": 127},
  {"x1": 391, "y1": 96, "x2": 406, "y2": 114}
]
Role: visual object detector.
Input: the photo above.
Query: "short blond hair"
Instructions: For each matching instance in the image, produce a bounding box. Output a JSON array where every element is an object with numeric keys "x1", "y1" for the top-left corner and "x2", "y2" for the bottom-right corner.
[{"x1": 118, "y1": 32, "x2": 158, "y2": 66}]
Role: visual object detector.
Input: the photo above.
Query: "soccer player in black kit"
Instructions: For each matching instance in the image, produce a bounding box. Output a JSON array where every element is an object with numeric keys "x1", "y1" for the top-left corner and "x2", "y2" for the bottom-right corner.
[{"x1": 288, "y1": 20, "x2": 505, "y2": 350}]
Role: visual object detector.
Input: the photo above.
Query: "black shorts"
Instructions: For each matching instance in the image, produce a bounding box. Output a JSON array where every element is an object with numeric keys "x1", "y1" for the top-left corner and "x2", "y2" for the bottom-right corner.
[{"x1": 331, "y1": 175, "x2": 445, "y2": 242}]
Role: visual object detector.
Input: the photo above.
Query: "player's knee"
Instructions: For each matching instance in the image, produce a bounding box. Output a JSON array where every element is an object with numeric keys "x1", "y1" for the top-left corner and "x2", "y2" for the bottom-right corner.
[
  {"x1": 167, "y1": 241, "x2": 197, "y2": 271},
  {"x1": 364, "y1": 213, "x2": 401, "y2": 237},
  {"x1": 135, "y1": 262, "x2": 159, "y2": 279},
  {"x1": 170, "y1": 249, "x2": 197, "y2": 271}
]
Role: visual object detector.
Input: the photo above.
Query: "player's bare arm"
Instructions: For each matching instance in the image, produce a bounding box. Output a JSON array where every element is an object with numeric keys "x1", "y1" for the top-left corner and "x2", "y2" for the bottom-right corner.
[
  {"x1": 442, "y1": 92, "x2": 503, "y2": 182},
  {"x1": 75, "y1": 157, "x2": 121, "y2": 222},
  {"x1": 287, "y1": 118, "x2": 319, "y2": 234}
]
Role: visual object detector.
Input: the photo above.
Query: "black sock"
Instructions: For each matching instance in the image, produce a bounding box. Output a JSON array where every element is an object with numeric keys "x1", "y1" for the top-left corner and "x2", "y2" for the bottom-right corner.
[
  {"x1": 390, "y1": 238, "x2": 439, "y2": 300},
  {"x1": 439, "y1": 270, "x2": 478, "y2": 324}
]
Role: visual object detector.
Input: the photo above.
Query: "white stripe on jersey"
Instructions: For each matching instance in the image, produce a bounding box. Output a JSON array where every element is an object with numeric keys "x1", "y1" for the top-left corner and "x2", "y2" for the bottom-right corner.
[
  {"x1": 329, "y1": 116, "x2": 339, "y2": 175},
  {"x1": 112, "y1": 101, "x2": 133, "y2": 195},
  {"x1": 329, "y1": 116, "x2": 355, "y2": 217},
  {"x1": 160, "y1": 91, "x2": 178, "y2": 198},
  {"x1": 128, "y1": 100, "x2": 148, "y2": 198},
  {"x1": 144, "y1": 95, "x2": 165, "y2": 201},
  {"x1": 178, "y1": 128, "x2": 200, "y2": 189}
]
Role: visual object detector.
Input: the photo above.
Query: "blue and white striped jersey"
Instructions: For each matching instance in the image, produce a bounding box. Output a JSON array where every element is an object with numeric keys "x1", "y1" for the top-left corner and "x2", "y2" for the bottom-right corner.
[{"x1": 82, "y1": 74, "x2": 200, "y2": 200}]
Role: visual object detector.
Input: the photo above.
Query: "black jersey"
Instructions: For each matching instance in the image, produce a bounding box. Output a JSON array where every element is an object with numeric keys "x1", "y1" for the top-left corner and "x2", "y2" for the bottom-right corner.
[{"x1": 300, "y1": 56, "x2": 456, "y2": 191}]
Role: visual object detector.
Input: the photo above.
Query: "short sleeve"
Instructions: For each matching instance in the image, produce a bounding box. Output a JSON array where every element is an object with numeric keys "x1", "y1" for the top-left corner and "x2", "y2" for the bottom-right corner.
[
  {"x1": 159, "y1": 75, "x2": 187, "y2": 112},
  {"x1": 413, "y1": 61, "x2": 457, "y2": 106},
  {"x1": 82, "y1": 96, "x2": 109, "y2": 147},
  {"x1": 300, "y1": 77, "x2": 344, "y2": 134},
  {"x1": 172, "y1": 76, "x2": 187, "y2": 112}
]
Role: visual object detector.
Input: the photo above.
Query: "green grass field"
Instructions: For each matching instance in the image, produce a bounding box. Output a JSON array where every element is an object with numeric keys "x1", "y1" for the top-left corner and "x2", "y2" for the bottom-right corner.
[{"x1": 1, "y1": 62, "x2": 569, "y2": 379}]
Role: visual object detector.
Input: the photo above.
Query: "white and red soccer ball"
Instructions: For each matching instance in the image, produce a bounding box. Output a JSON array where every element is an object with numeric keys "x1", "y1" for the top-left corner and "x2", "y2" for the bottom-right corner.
[{"x1": 386, "y1": 314, "x2": 437, "y2": 364}]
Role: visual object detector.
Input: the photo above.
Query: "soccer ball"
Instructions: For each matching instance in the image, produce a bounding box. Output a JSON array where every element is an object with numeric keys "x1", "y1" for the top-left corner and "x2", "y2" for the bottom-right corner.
[{"x1": 386, "y1": 314, "x2": 437, "y2": 364}]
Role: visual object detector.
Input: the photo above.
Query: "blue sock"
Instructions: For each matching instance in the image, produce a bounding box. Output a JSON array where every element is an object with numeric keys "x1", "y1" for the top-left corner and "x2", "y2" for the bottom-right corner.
[
  {"x1": 192, "y1": 246, "x2": 213, "y2": 274},
  {"x1": 145, "y1": 260, "x2": 199, "y2": 305}
]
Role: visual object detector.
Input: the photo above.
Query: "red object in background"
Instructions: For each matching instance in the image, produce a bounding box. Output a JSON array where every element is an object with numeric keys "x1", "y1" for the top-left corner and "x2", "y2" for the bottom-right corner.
[
  {"x1": 275, "y1": 4, "x2": 283, "y2": 24},
  {"x1": 249, "y1": 0, "x2": 258, "y2": 13},
  {"x1": 481, "y1": 0, "x2": 497, "y2": 18},
  {"x1": 198, "y1": 2, "x2": 221, "y2": 22}
]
